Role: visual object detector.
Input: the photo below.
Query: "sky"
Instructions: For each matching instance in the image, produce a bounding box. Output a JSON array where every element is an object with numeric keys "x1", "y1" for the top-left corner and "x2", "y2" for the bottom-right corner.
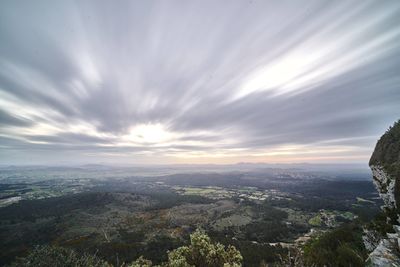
[{"x1": 0, "y1": 0, "x2": 399, "y2": 165}]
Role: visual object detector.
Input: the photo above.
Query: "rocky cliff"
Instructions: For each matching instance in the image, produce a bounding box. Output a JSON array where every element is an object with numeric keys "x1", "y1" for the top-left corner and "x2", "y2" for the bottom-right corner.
[{"x1": 365, "y1": 120, "x2": 400, "y2": 266}]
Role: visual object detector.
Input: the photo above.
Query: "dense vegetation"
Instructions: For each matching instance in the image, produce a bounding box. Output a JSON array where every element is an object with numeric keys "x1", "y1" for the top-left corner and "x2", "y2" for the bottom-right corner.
[
  {"x1": 0, "y1": 192, "x2": 115, "y2": 222},
  {"x1": 9, "y1": 230, "x2": 242, "y2": 267},
  {"x1": 8, "y1": 246, "x2": 110, "y2": 267},
  {"x1": 303, "y1": 222, "x2": 368, "y2": 267},
  {"x1": 9, "y1": 223, "x2": 371, "y2": 267},
  {"x1": 370, "y1": 119, "x2": 400, "y2": 178}
]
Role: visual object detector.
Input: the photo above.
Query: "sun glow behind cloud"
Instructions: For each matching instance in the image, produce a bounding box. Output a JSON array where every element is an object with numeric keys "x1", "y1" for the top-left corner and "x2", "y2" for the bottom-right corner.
[{"x1": 124, "y1": 123, "x2": 177, "y2": 144}]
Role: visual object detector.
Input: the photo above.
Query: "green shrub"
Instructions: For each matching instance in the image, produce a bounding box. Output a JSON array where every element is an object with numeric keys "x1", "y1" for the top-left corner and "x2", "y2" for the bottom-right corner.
[
  {"x1": 129, "y1": 229, "x2": 243, "y2": 267},
  {"x1": 303, "y1": 223, "x2": 367, "y2": 267},
  {"x1": 8, "y1": 245, "x2": 110, "y2": 267}
]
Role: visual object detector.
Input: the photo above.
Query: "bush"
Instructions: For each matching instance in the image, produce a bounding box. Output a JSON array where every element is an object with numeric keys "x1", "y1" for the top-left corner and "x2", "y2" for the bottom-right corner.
[
  {"x1": 129, "y1": 229, "x2": 243, "y2": 267},
  {"x1": 303, "y1": 223, "x2": 367, "y2": 267},
  {"x1": 8, "y1": 245, "x2": 110, "y2": 267}
]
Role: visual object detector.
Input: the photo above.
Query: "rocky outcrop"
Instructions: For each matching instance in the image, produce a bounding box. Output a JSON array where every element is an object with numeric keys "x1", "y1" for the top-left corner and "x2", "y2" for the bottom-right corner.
[
  {"x1": 366, "y1": 237, "x2": 400, "y2": 266},
  {"x1": 365, "y1": 120, "x2": 400, "y2": 266},
  {"x1": 371, "y1": 165, "x2": 397, "y2": 210},
  {"x1": 363, "y1": 228, "x2": 382, "y2": 252}
]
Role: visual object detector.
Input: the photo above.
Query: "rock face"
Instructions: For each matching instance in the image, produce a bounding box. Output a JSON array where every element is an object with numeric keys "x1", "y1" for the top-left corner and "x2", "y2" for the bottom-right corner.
[
  {"x1": 371, "y1": 165, "x2": 397, "y2": 210},
  {"x1": 363, "y1": 228, "x2": 382, "y2": 252},
  {"x1": 366, "y1": 120, "x2": 400, "y2": 266}
]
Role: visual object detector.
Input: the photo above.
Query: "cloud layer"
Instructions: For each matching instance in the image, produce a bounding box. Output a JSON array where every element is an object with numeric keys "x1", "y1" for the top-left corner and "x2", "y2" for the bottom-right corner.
[{"x1": 0, "y1": 0, "x2": 399, "y2": 165}]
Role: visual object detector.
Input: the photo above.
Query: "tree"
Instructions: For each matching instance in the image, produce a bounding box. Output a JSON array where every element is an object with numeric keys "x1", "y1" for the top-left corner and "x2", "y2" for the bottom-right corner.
[
  {"x1": 127, "y1": 256, "x2": 153, "y2": 267},
  {"x1": 129, "y1": 229, "x2": 243, "y2": 267},
  {"x1": 166, "y1": 229, "x2": 242, "y2": 267},
  {"x1": 277, "y1": 247, "x2": 304, "y2": 267}
]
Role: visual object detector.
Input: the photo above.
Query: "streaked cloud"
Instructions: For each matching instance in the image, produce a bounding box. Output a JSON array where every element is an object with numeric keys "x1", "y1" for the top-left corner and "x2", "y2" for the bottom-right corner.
[{"x1": 0, "y1": 0, "x2": 399, "y2": 165}]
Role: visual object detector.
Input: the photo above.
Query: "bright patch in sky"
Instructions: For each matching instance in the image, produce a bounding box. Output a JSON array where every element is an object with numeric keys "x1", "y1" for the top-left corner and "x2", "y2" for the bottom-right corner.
[
  {"x1": 237, "y1": 51, "x2": 322, "y2": 98},
  {"x1": 126, "y1": 123, "x2": 176, "y2": 144}
]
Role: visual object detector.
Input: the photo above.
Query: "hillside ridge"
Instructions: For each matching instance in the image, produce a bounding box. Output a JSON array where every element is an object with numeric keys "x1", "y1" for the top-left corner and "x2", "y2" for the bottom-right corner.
[{"x1": 366, "y1": 120, "x2": 400, "y2": 266}]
